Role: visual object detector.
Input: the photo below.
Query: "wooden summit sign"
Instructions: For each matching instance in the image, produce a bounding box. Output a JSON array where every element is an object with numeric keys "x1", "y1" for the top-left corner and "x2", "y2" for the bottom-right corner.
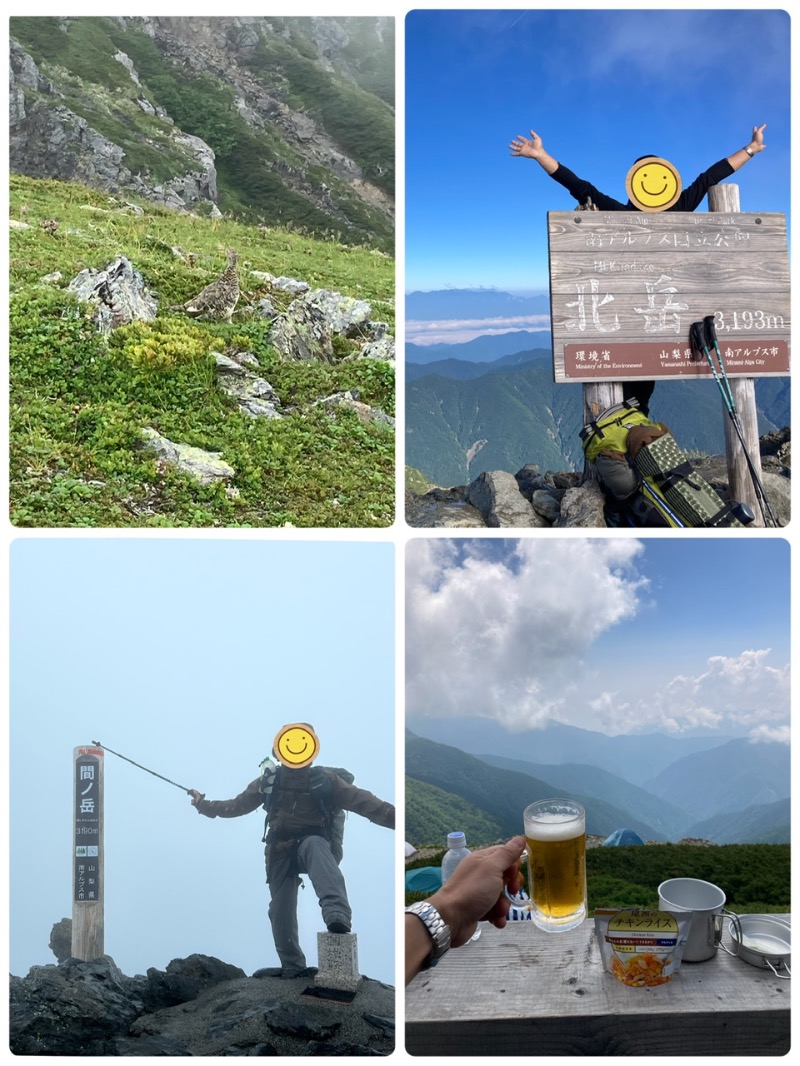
[
  {"x1": 548, "y1": 211, "x2": 790, "y2": 383},
  {"x1": 72, "y1": 744, "x2": 104, "y2": 960}
]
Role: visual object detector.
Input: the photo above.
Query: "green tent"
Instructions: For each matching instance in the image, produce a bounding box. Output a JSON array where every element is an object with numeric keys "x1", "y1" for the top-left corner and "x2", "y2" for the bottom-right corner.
[{"x1": 405, "y1": 866, "x2": 442, "y2": 892}]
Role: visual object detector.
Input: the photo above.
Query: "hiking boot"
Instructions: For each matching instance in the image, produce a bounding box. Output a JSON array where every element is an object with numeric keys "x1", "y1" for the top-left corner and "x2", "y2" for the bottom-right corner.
[{"x1": 327, "y1": 920, "x2": 351, "y2": 934}]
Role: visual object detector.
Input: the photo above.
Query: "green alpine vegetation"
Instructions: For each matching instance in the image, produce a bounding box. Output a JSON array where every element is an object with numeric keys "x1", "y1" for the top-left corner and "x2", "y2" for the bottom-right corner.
[
  {"x1": 406, "y1": 843, "x2": 790, "y2": 917},
  {"x1": 9, "y1": 174, "x2": 394, "y2": 528}
]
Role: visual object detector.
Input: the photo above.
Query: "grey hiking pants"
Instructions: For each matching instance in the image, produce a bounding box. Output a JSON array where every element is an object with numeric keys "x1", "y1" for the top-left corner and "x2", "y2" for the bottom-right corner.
[{"x1": 267, "y1": 835, "x2": 351, "y2": 969}]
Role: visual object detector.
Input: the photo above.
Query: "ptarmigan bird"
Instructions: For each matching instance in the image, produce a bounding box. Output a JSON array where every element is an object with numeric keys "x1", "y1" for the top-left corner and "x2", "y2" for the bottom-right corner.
[{"x1": 170, "y1": 249, "x2": 240, "y2": 321}]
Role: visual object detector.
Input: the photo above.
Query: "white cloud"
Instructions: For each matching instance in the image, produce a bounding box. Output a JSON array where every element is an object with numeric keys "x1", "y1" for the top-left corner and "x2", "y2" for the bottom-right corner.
[
  {"x1": 601, "y1": 649, "x2": 790, "y2": 737},
  {"x1": 406, "y1": 316, "x2": 551, "y2": 346},
  {"x1": 406, "y1": 539, "x2": 647, "y2": 730},
  {"x1": 748, "y1": 725, "x2": 791, "y2": 746}
]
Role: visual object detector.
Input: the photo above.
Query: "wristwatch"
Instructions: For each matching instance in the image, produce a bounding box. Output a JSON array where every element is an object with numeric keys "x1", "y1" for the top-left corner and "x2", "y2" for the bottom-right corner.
[
  {"x1": 406, "y1": 901, "x2": 451, "y2": 961},
  {"x1": 744, "y1": 147, "x2": 755, "y2": 157}
]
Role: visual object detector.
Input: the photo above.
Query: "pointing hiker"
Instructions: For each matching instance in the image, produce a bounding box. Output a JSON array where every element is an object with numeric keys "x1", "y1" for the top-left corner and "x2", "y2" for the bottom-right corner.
[
  {"x1": 509, "y1": 123, "x2": 767, "y2": 414},
  {"x1": 189, "y1": 722, "x2": 395, "y2": 979}
]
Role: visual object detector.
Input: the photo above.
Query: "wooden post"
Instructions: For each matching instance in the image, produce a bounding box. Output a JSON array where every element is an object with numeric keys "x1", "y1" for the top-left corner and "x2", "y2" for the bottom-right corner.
[
  {"x1": 72, "y1": 744, "x2": 105, "y2": 960},
  {"x1": 581, "y1": 381, "x2": 623, "y2": 481},
  {"x1": 707, "y1": 183, "x2": 765, "y2": 525}
]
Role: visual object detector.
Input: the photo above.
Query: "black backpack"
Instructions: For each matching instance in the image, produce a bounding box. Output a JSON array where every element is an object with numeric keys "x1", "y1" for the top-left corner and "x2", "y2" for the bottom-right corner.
[{"x1": 259, "y1": 761, "x2": 354, "y2": 864}]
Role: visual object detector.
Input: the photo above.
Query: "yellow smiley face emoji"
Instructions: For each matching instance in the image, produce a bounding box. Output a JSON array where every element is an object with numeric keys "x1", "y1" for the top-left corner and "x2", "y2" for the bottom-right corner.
[
  {"x1": 625, "y1": 156, "x2": 683, "y2": 212},
  {"x1": 274, "y1": 723, "x2": 320, "y2": 769}
]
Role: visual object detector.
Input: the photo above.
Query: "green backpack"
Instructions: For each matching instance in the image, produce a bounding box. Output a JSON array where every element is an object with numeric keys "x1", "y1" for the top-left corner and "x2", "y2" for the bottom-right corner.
[{"x1": 579, "y1": 401, "x2": 657, "y2": 463}]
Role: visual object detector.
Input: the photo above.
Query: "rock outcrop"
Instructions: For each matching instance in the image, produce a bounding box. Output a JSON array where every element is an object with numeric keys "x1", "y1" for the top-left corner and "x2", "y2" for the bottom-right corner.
[
  {"x1": 10, "y1": 39, "x2": 218, "y2": 214},
  {"x1": 406, "y1": 429, "x2": 790, "y2": 528},
  {"x1": 10, "y1": 950, "x2": 394, "y2": 1056}
]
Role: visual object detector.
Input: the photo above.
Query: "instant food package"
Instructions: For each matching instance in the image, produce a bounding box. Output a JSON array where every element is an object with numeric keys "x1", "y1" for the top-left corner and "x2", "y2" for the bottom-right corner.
[{"x1": 595, "y1": 908, "x2": 691, "y2": 987}]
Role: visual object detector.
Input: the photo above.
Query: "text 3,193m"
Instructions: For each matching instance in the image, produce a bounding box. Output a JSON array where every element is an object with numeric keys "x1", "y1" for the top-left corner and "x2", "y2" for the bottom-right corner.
[{"x1": 714, "y1": 310, "x2": 786, "y2": 331}]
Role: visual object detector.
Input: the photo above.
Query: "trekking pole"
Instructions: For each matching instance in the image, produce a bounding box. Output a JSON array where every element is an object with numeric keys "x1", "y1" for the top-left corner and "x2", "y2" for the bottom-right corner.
[
  {"x1": 703, "y1": 315, "x2": 777, "y2": 526},
  {"x1": 92, "y1": 741, "x2": 193, "y2": 794},
  {"x1": 690, "y1": 318, "x2": 776, "y2": 527}
]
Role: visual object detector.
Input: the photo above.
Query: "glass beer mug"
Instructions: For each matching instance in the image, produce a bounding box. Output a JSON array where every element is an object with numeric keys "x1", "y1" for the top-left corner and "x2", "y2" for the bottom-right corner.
[{"x1": 505, "y1": 798, "x2": 587, "y2": 931}]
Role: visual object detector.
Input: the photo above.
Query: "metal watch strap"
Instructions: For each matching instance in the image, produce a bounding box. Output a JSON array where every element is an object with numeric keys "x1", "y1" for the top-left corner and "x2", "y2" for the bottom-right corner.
[{"x1": 406, "y1": 901, "x2": 451, "y2": 959}]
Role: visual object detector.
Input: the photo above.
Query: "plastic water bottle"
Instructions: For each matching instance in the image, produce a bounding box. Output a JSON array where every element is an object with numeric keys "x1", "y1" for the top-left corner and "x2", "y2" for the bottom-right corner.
[{"x1": 441, "y1": 831, "x2": 481, "y2": 942}]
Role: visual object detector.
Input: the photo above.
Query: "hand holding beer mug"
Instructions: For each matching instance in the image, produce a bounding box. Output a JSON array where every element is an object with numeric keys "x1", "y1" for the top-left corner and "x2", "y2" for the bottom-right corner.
[{"x1": 504, "y1": 798, "x2": 587, "y2": 931}]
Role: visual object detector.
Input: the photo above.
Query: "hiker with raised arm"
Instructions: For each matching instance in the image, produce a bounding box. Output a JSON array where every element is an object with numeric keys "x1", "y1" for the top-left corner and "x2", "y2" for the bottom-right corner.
[
  {"x1": 509, "y1": 124, "x2": 767, "y2": 414},
  {"x1": 190, "y1": 723, "x2": 395, "y2": 979}
]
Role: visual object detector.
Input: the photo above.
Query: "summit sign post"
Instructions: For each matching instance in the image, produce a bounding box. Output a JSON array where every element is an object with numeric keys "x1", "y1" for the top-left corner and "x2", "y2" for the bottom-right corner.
[
  {"x1": 548, "y1": 210, "x2": 790, "y2": 383},
  {"x1": 72, "y1": 744, "x2": 104, "y2": 960}
]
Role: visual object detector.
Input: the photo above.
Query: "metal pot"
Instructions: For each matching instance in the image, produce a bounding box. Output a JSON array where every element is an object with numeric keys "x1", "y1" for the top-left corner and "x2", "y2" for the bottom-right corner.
[{"x1": 721, "y1": 913, "x2": 791, "y2": 979}]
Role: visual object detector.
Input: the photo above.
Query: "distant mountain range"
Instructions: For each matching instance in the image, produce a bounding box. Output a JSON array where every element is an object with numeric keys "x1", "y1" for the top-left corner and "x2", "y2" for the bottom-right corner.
[
  {"x1": 406, "y1": 732, "x2": 668, "y2": 844},
  {"x1": 405, "y1": 718, "x2": 790, "y2": 846},
  {"x1": 407, "y1": 289, "x2": 549, "y2": 321},
  {"x1": 405, "y1": 291, "x2": 790, "y2": 488}
]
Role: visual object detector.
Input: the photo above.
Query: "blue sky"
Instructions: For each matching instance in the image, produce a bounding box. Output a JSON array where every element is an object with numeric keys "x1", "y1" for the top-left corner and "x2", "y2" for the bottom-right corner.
[
  {"x1": 406, "y1": 9, "x2": 791, "y2": 301},
  {"x1": 406, "y1": 537, "x2": 790, "y2": 739},
  {"x1": 9, "y1": 539, "x2": 395, "y2": 983}
]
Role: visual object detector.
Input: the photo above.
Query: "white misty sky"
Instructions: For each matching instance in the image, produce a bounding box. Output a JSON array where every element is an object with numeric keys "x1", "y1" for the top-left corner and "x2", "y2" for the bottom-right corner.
[
  {"x1": 406, "y1": 538, "x2": 790, "y2": 741},
  {"x1": 9, "y1": 538, "x2": 395, "y2": 984}
]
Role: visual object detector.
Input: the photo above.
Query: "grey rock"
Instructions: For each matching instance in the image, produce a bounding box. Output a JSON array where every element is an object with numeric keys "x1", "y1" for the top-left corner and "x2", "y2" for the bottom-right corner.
[
  {"x1": 407, "y1": 430, "x2": 789, "y2": 528},
  {"x1": 144, "y1": 954, "x2": 247, "y2": 1011},
  {"x1": 467, "y1": 471, "x2": 540, "y2": 528},
  {"x1": 68, "y1": 256, "x2": 158, "y2": 333},
  {"x1": 315, "y1": 391, "x2": 393, "y2": 428},
  {"x1": 139, "y1": 428, "x2": 235, "y2": 485},
  {"x1": 357, "y1": 336, "x2": 395, "y2": 363},
  {"x1": 256, "y1": 273, "x2": 310, "y2": 295},
  {"x1": 270, "y1": 302, "x2": 333, "y2": 363},
  {"x1": 405, "y1": 488, "x2": 486, "y2": 528},
  {"x1": 49, "y1": 917, "x2": 72, "y2": 963},
  {"x1": 113, "y1": 1033, "x2": 193, "y2": 1055},
  {"x1": 113, "y1": 50, "x2": 142, "y2": 87},
  {"x1": 213, "y1": 351, "x2": 282, "y2": 418},
  {"x1": 262, "y1": 1001, "x2": 341, "y2": 1040},
  {"x1": 11, "y1": 950, "x2": 393, "y2": 1056},
  {"x1": 303, "y1": 288, "x2": 372, "y2": 336},
  {"x1": 553, "y1": 482, "x2": 607, "y2": 528},
  {"x1": 269, "y1": 286, "x2": 394, "y2": 366},
  {"x1": 10, "y1": 956, "x2": 143, "y2": 1055},
  {"x1": 531, "y1": 489, "x2": 562, "y2": 522}
]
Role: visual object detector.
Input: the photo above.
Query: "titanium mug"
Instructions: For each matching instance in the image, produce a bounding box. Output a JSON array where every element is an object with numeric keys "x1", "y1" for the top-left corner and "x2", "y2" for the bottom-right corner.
[
  {"x1": 504, "y1": 798, "x2": 587, "y2": 932},
  {"x1": 657, "y1": 877, "x2": 728, "y2": 962}
]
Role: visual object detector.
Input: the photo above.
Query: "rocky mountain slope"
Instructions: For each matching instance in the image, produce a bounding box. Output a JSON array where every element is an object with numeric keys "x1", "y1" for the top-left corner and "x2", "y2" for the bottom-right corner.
[
  {"x1": 11, "y1": 951, "x2": 394, "y2": 1056},
  {"x1": 406, "y1": 427, "x2": 790, "y2": 528},
  {"x1": 10, "y1": 16, "x2": 393, "y2": 250}
]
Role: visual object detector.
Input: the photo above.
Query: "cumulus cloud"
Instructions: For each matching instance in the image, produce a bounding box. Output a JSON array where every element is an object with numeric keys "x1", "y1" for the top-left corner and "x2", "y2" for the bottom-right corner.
[
  {"x1": 406, "y1": 539, "x2": 647, "y2": 730},
  {"x1": 594, "y1": 648, "x2": 790, "y2": 737},
  {"x1": 748, "y1": 724, "x2": 791, "y2": 745}
]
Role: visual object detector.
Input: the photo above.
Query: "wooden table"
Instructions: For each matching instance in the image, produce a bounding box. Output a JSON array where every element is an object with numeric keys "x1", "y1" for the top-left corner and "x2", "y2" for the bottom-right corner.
[{"x1": 406, "y1": 916, "x2": 790, "y2": 1056}]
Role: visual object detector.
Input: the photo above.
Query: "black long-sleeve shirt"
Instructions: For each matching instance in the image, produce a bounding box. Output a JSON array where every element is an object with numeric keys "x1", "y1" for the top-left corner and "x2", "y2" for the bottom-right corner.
[{"x1": 551, "y1": 158, "x2": 735, "y2": 212}]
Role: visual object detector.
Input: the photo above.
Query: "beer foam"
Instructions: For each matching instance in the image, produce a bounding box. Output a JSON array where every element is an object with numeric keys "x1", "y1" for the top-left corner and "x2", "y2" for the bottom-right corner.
[{"x1": 526, "y1": 812, "x2": 585, "y2": 841}]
